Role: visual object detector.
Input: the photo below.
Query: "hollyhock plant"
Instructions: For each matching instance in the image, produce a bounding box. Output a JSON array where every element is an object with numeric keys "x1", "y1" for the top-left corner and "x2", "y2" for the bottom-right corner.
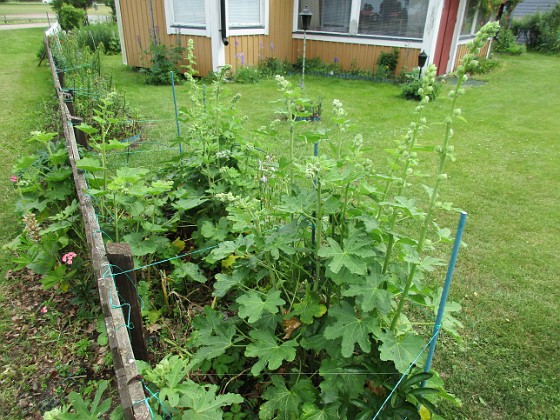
[{"x1": 62, "y1": 252, "x2": 77, "y2": 265}]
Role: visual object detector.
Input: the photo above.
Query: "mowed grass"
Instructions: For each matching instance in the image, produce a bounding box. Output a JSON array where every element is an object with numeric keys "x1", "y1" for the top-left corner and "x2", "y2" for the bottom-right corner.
[
  {"x1": 0, "y1": 28, "x2": 52, "y2": 263},
  {"x1": 0, "y1": 28, "x2": 55, "y2": 414},
  {"x1": 104, "y1": 53, "x2": 560, "y2": 418},
  {"x1": 0, "y1": 2, "x2": 111, "y2": 17},
  {"x1": 0, "y1": 24, "x2": 558, "y2": 417}
]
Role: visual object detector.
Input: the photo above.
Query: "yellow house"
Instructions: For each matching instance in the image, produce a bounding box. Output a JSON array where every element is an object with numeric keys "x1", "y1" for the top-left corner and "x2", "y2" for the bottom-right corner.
[{"x1": 114, "y1": 0, "x2": 493, "y2": 76}]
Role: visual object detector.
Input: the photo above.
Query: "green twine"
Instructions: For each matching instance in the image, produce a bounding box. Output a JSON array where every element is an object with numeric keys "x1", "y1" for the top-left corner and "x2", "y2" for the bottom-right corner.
[
  {"x1": 372, "y1": 325, "x2": 441, "y2": 419},
  {"x1": 132, "y1": 381, "x2": 169, "y2": 419}
]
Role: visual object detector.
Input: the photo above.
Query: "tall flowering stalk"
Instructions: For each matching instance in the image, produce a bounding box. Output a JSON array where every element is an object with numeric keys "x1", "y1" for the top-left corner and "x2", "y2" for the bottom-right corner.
[
  {"x1": 274, "y1": 75, "x2": 299, "y2": 190},
  {"x1": 390, "y1": 21, "x2": 500, "y2": 330},
  {"x1": 332, "y1": 99, "x2": 349, "y2": 159},
  {"x1": 381, "y1": 63, "x2": 437, "y2": 274}
]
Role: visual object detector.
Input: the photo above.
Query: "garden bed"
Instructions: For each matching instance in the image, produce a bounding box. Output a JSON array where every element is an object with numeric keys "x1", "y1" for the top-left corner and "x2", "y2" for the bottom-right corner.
[{"x1": 6, "y1": 23, "x2": 502, "y2": 419}]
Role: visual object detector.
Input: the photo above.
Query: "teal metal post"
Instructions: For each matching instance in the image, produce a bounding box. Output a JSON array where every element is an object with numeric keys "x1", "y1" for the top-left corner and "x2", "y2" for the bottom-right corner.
[
  {"x1": 170, "y1": 71, "x2": 182, "y2": 153},
  {"x1": 423, "y1": 211, "x2": 468, "y2": 378},
  {"x1": 311, "y1": 142, "x2": 319, "y2": 246}
]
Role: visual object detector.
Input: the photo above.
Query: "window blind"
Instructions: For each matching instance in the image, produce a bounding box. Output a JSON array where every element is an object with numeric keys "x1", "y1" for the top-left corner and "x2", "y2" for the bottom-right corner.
[
  {"x1": 173, "y1": 0, "x2": 206, "y2": 26},
  {"x1": 229, "y1": 0, "x2": 262, "y2": 27}
]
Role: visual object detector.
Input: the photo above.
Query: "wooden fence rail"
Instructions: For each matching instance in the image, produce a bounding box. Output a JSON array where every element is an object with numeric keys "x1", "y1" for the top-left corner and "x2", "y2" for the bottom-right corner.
[{"x1": 45, "y1": 35, "x2": 151, "y2": 419}]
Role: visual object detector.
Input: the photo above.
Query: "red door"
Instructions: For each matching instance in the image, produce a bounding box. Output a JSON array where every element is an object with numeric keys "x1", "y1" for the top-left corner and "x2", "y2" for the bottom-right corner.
[{"x1": 434, "y1": 0, "x2": 460, "y2": 75}]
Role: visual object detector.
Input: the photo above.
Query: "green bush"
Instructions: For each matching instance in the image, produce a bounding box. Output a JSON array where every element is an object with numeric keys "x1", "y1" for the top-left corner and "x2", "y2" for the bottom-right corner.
[
  {"x1": 511, "y1": 4, "x2": 560, "y2": 54},
  {"x1": 52, "y1": 0, "x2": 93, "y2": 15},
  {"x1": 143, "y1": 43, "x2": 185, "y2": 85},
  {"x1": 468, "y1": 56, "x2": 502, "y2": 74},
  {"x1": 400, "y1": 68, "x2": 441, "y2": 101},
  {"x1": 376, "y1": 48, "x2": 400, "y2": 78},
  {"x1": 74, "y1": 22, "x2": 121, "y2": 54},
  {"x1": 258, "y1": 57, "x2": 292, "y2": 78},
  {"x1": 233, "y1": 66, "x2": 261, "y2": 83},
  {"x1": 58, "y1": 4, "x2": 86, "y2": 31},
  {"x1": 493, "y1": 27, "x2": 524, "y2": 55}
]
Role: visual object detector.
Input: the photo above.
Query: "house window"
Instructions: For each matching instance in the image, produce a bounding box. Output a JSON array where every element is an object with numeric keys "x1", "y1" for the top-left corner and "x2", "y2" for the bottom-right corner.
[
  {"x1": 171, "y1": 0, "x2": 206, "y2": 28},
  {"x1": 229, "y1": 0, "x2": 264, "y2": 28},
  {"x1": 460, "y1": 0, "x2": 492, "y2": 38},
  {"x1": 297, "y1": 0, "x2": 353, "y2": 34},
  {"x1": 358, "y1": 0, "x2": 429, "y2": 38},
  {"x1": 297, "y1": 0, "x2": 428, "y2": 39}
]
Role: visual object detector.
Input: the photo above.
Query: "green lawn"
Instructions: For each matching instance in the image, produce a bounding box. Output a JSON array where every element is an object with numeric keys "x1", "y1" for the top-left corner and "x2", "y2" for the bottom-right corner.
[
  {"x1": 0, "y1": 28, "x2": 56, "y2": 417},
  {"x1": 0, "y1": 2, "x2": 111, "y2": 22},
  {"x1": 1, "y1": 25, "x2": 559, "y2": 418}
]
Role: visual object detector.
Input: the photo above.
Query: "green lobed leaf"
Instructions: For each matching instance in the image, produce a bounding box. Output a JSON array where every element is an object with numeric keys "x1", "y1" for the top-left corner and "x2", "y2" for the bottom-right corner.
[
  {"x1": 76, "y1": 123, "x2": 99, "y2": 135},
  {"x1": 192, "y1": 327, "x2": 236, "y2": 364},
  {"x1": 318, "y1": 235, "x2": 374, "y2": 275},
  {"x1": 318, "y1": 358, "x2": 367, "y2": 405},
  {"x1": 244, "y1": 329, "x2": 297, "y2": 376},
  {"x1": 301, "y1": 402, "x2": 341, "y2": 420},
  {"x1": 236, "y1": 290, "x2": 285, "y2": 324},
  {"x1": 341, "y1": 271, "x2": 393, "y2": 315},
  {"x1": 173, "y1": 197, "x2": 208, "y2": 212},
  {"x1": 213, "y1": 270, "x2": 245, "y2": 298},
  {"x1": 260, "y1": 376, "x2": 316, "y2": 420},
  {"x1": 290, "y1": 291, "x2": 327, "y2": 324},
  {"x1": 432, "y1": 288, "x2": 463, "y2": 339},
  {"x1": 44, "y1": 167, "x2": 72, "y2": 182},
  {"x1": 76, "y1": 157, "x2": 105, "y2": 172},
  {"x1": 378, "y1": 329, "x2": 426, "y2": 373},
  {"x1": 323, "y1": 300, "x2": 379, "y2": 358},
  {"x1": 173, "y1": 262, "x2": 207, "y2": 284},
  {"x1": 180, "y1": 385, "x2": 243, "y2": 419}
]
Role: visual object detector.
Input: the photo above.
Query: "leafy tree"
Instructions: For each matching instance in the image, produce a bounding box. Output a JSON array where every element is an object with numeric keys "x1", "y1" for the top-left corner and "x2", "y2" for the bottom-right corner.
[
  {"x1": 101, "y1": 0, "x2": 116, "y2": 21},
  {"x1": 58, "y1": 4, "x2": 86, "y2": 32},
  {"x1": 52, "y1": 0, "x2": 94, "y2": 14}
]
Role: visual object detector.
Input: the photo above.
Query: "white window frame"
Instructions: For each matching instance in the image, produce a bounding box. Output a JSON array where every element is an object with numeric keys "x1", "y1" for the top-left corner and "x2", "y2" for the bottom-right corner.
[
  {"x1": 292, "y1": 0, "x2": 431, "y2": 47},
  {"x1": 164, "y1": 0, "x2": 209, "y2": 36},
  {"x1": 164, "y1": 0, "x2": 269, "y2": 37},
  {"x1": 228, "y1": 0, "x2": 269, "y2": 36}
]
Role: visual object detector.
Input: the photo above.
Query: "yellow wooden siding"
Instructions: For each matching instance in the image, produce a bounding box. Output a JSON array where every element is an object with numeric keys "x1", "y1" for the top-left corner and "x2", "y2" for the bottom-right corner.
[
  {"x1": 226, "y1": 0, "x2": 293, "y2": 71},
  {"x1": 292, "y1": 39, "x2": 420, "y2": 74},
  {"x1": 118, "y1": 0, "x2": 213, "y2": 75},
  {"x1": 117, "y1": 0, "x2": 466, "y2": 77},
  {"x1": 453, "y1": 42, "x2": 490, "y2": 69}
]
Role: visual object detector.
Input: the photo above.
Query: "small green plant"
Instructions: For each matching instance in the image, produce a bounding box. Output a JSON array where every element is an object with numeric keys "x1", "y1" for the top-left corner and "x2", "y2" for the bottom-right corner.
[
  {"x1": 467, "y1": 56, "x2": 502, "y2": 75},
  {"x1": 42, "y1": 380, "x2": 114, "y2": 419},
  {"x1": 493, "y1": 27, "x2": 524, "y2": 54},
  {"x1": 376, "y1": 48, "x2": 400, "y2": 79},
  {"x1": 258, "y1": 57, "x2": 292, "y2": 77},
  {"x1": 400, "y1": 68, "x2": 441, "y2": 101},
  {"x1": 74, "y1": 22, "x2": 121, "y2": 54},
  {"x1": 136, "y1": 355, "x2": 243, "y2": 417},
  {"x1": 143, "y1": 43, "x2": 185, "y2": 85},
  {"x1": 233, "y1": 66, "x2": 261, "y2": 83}
]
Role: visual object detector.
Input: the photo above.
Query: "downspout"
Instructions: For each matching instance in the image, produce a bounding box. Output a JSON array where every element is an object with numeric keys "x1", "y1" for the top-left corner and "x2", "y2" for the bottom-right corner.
[
  {"x1": 220, "y1": 0, "x2": 229, "y2": 45},
  {"x1": 114, "y1": 0, "x2": 127, "y2": 65},
  {"x1": 148, "y1": 0, "x2": 157, "y2": 45}
]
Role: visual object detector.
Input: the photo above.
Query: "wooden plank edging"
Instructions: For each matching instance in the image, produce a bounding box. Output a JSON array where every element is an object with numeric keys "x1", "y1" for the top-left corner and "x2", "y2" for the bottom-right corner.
[{"x1": 44, "y1": 35, "x2": 151, "y2": 420}]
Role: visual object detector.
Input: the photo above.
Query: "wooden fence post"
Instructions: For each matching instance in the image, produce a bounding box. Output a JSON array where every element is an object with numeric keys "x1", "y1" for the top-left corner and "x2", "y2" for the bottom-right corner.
[
  {"x1": 106, "y1": 243, "x2": 149, "y2": 362},
  {"x1": 70, "y1": 116, "x2": 89, "y2": 149},
  {"x1": 64, "y1": 91, "x2": 75, "y2": 116}
]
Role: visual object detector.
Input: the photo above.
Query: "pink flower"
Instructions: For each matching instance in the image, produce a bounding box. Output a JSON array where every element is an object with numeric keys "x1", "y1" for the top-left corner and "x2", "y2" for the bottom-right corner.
[
  {"x1": 10, "y1": 175, "x2": 17, "y2": 183},
  {"x1": 62, "y1": 252, "x2": 77, "y2": 265},
  {"x1": 40, "y1": 306, "x2": 48, "y2": 314}
]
